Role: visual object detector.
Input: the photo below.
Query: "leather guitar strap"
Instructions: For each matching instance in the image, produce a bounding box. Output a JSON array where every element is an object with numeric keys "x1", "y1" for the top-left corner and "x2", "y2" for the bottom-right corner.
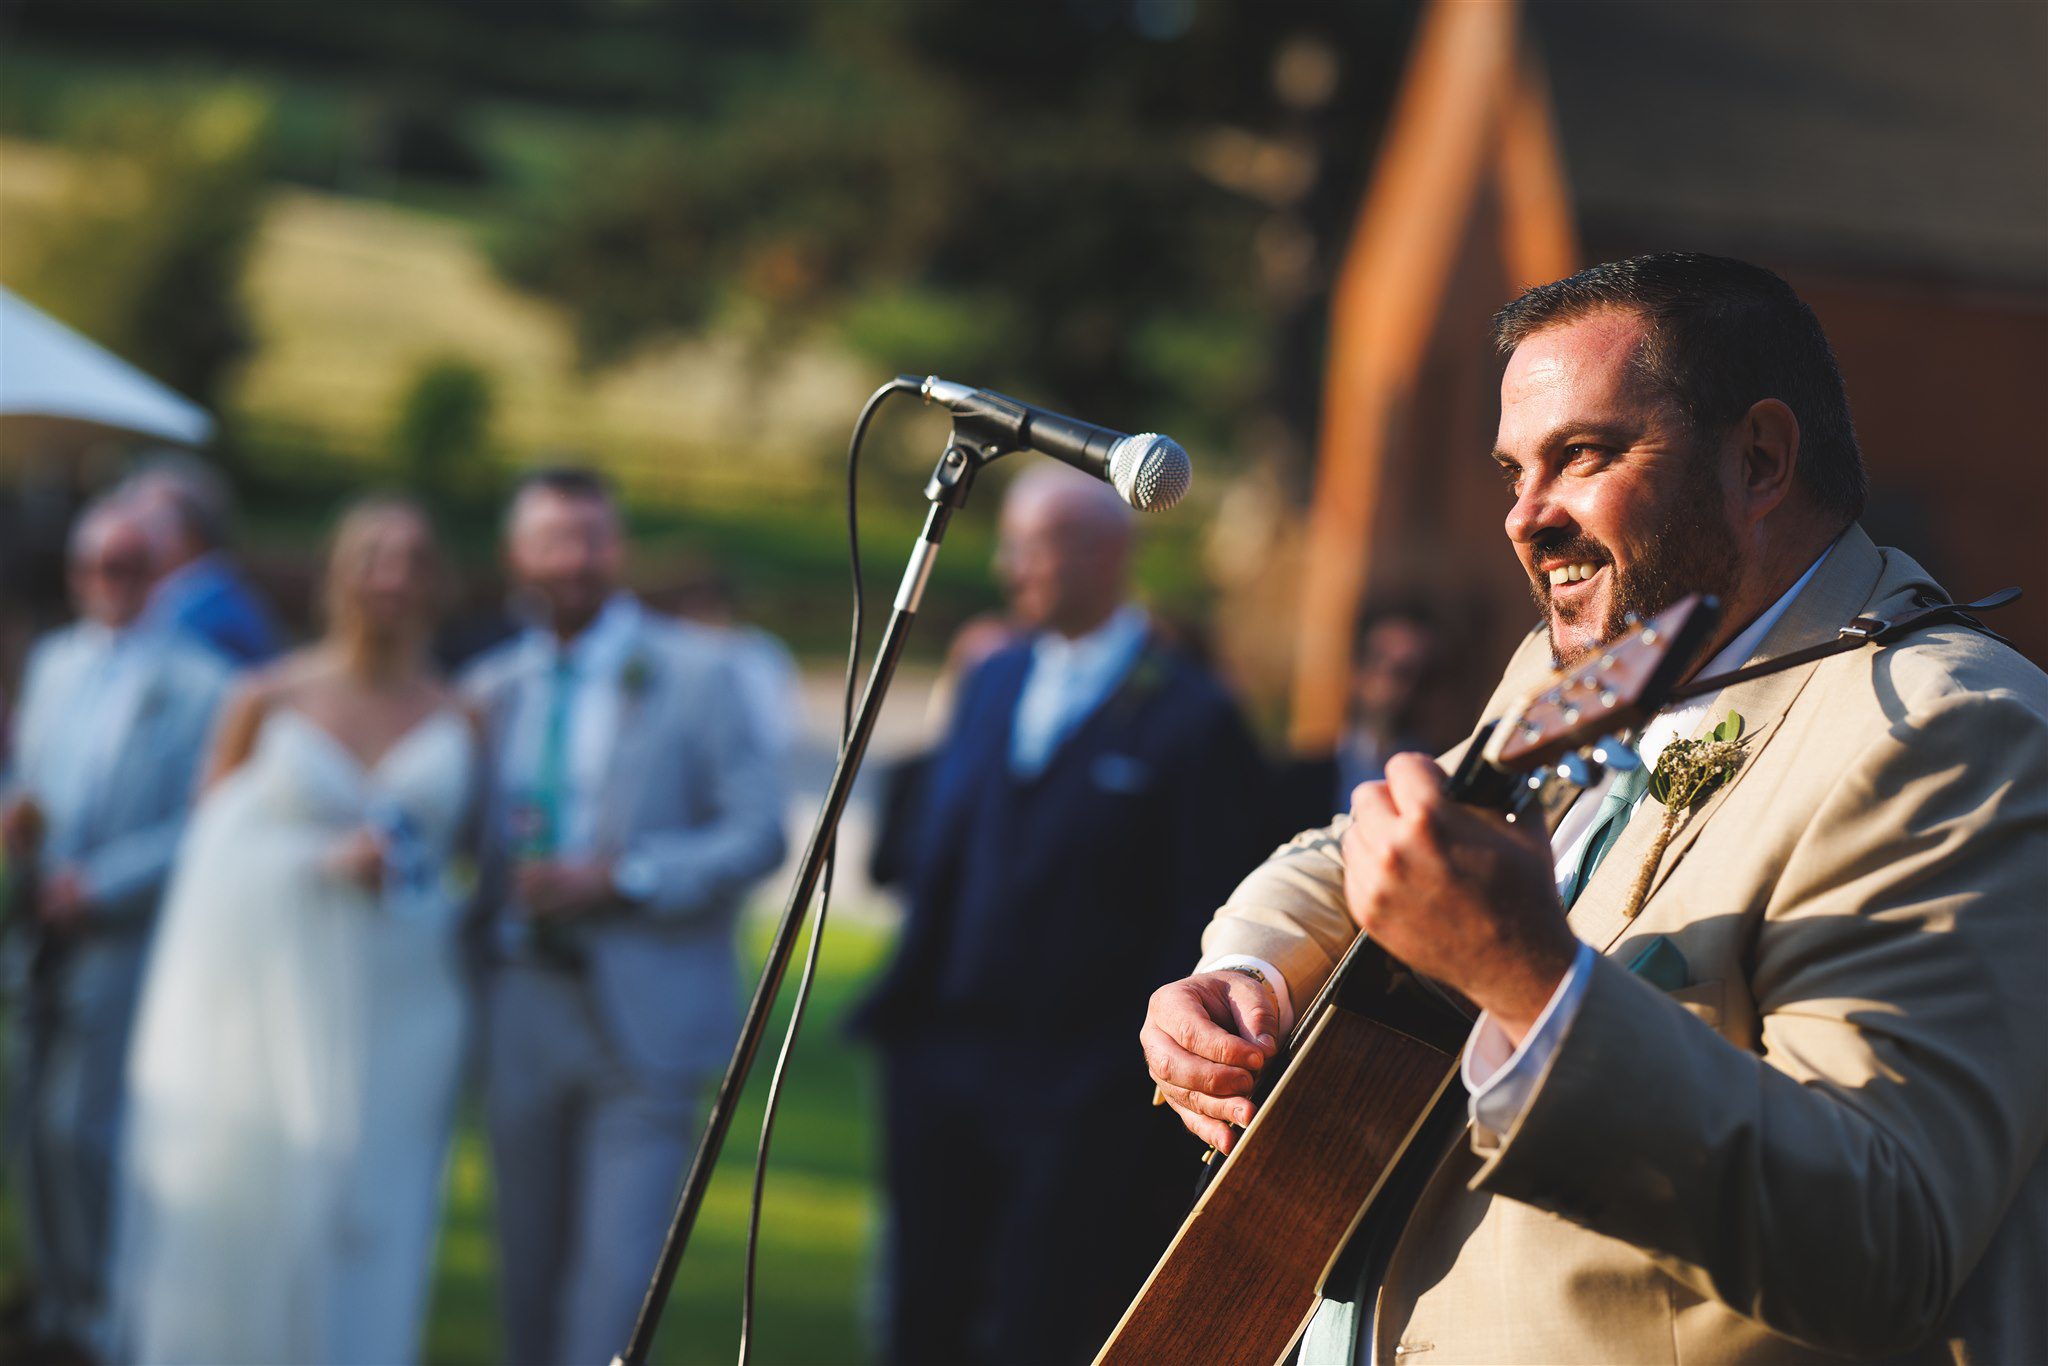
[{"x1": 1668, "y1": 587, "x2": 2022, "y2": 702}]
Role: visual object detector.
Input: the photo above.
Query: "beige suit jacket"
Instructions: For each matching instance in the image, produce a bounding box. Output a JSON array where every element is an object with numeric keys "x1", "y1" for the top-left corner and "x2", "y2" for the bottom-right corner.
[{"x1": 1201, "y1": 526, "x2": 2048, "y2": 1364}]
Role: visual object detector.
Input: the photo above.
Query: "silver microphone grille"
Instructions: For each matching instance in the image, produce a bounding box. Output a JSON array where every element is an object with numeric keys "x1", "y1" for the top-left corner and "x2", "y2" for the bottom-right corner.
[{"x1": 1107, "y1": 433, "x2": 1192, "y2": 512}]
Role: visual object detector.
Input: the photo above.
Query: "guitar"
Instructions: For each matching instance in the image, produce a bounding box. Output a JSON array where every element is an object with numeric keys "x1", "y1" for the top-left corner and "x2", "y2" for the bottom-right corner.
[{"x1": 1096, "y1": 593, "x2": 1721, "y2": 1366}]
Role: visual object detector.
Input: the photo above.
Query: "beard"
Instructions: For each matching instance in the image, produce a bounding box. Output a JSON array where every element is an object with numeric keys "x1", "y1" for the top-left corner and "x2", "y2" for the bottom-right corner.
[{"x1": 1529, "y1": 463, "x2": 1742, "y2": 671}]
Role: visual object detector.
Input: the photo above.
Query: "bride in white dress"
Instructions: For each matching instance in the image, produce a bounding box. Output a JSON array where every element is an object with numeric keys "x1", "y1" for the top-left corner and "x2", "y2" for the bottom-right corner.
[{"x1": 114, "y1": 498, "x2": 477, "y2": 1365}]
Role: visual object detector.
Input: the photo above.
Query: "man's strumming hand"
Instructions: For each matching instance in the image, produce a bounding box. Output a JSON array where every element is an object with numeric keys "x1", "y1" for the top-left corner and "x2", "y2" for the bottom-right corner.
[
  {"x1": 1342, "y1": 752, "x2": 1578, "y2": 1045},
  {"x1": 1141, "y1": 970, "x2": 1281, "y2": 1155}
]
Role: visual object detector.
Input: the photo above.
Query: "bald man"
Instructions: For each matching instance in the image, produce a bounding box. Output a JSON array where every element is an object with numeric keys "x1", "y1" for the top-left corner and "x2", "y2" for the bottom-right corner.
[
  {"x1": 852, "y1": 467, "x2": 1269, "y2": 1364},
  {"x1": 3, "y1": 496, "x2": 228, "y2": 1355}
]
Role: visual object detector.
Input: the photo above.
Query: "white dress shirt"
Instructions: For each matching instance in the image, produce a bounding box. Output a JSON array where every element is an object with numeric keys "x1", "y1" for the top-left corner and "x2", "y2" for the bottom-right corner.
[
  {"x1": 1009, "y1": 605, "x2": 1150, "y2": 777},
  {"x1": 499, "y1": 594, "x2": 643, "y2": 860}
]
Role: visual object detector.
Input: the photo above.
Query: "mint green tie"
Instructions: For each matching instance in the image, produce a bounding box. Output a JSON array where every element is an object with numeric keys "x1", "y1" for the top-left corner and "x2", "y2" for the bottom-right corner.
[
  {"x1": 533, "y1": 658, "x2": 576, "y2": 855},
  {"x1": 1562, "y1": 763, "x2": 1650, "y2": 908}
]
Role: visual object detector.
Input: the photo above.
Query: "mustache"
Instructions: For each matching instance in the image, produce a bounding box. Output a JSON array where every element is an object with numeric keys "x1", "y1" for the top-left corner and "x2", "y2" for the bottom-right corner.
[{"x1": 1527, "y1": 533, "x2": 1610, "y2": 584}]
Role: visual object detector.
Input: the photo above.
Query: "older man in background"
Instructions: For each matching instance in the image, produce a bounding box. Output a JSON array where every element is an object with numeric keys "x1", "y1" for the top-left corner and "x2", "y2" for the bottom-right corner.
[
  {"x1": 854, "y1": 466, "x2": 1269, "y2": 1364},
  {"x1": 2, "y1": 495, "x2": 229, "y2": 1360},
  {"x1": 462, "y1": 467, "x2": 788, "y2": 1366},
  {"x1": 119, "y1": 454, "x2": 280, "y2": 666}
]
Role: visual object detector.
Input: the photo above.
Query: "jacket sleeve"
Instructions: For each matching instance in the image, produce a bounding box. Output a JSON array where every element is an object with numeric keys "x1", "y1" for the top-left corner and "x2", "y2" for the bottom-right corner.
[
  {"x1": 79, "y1": 662, "x2": 231, "y2": 923},
  {"x1": 1158, "y1": 688, "x2": 1273, "y2": 989},
  {"x1": 1469, "y1": 687, "x2": 2048, "y2": 1356},
  {"x1": 620, "y1": 653, "x2": 789, "y2": 920}
]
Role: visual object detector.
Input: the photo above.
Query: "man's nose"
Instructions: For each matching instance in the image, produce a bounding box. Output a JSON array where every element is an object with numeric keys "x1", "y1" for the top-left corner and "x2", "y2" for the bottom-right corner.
[{"x1": 1504, "y1": 476, "x2": 1568, "y2": 546}]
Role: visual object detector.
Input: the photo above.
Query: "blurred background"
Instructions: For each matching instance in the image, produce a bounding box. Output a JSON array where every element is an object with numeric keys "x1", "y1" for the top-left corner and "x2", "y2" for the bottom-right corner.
[{"x1": 0, "y1": 1, "x2": 2042, "y2": 1363}]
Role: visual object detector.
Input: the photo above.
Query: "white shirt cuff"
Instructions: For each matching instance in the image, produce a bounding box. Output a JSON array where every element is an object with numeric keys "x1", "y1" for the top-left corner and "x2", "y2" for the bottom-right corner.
[
  {"x1": 1461, "y1": 941, "x2": 1596, "y2": 1148},
  {"x1": 1194, "y1": 952, "x2": 1296, "y2": 1035}
]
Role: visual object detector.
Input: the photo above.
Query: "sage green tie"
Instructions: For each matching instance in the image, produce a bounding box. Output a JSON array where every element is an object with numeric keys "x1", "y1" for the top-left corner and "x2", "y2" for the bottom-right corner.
[
  {"x1": 1562, "y1": 762, "x2": 1650, "y2": 908},
  {"x1": 534, "y1": 657, "x2": 575, "y2": 854}
]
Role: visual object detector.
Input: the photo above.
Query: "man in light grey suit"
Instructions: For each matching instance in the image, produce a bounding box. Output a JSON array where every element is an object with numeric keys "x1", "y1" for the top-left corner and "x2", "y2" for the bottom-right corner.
[
  {"x1": 2, "y1": 495, "x2": 229, "y2": 1354},
  {"x1": 462, "y1": 468, "x2": 788, "y2": 1365}
]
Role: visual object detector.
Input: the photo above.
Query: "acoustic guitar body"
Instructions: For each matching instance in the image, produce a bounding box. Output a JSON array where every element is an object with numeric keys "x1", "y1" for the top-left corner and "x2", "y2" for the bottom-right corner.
[{"x1": 1096, "y1": 947, "x2": 1469, "y2": 1366}]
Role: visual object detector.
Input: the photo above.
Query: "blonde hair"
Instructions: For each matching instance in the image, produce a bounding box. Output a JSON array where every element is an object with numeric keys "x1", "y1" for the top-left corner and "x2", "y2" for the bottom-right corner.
[{"x1": 320, "y1": 494, "x2": 441, "y2": 644}]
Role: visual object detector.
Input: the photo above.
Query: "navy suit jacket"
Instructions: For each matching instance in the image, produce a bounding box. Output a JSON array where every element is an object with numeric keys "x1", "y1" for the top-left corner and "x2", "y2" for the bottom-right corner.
[
  {"x1": 148, "y1": 555, "x2": 280, "y2": 666},
  {"x1": 856, "y1": 630, "x2": 1268, "y2": 1049}
]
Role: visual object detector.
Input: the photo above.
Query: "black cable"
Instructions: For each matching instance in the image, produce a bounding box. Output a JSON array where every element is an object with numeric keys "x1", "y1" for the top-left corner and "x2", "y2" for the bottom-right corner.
[{"x1": 736, "y1": 377, "x2": 916, "y2": 1365}]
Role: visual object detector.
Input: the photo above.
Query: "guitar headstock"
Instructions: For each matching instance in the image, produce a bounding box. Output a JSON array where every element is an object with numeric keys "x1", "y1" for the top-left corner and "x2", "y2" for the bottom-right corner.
[{"x1": 1491, "y1": 594, "x2": 1721, "y2": 771}]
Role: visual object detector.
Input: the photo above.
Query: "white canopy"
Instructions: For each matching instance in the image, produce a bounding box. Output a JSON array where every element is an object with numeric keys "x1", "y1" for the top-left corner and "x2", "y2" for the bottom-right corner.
[{"x1": 0, "y1": 287, "x2": 214, "y2": 448}]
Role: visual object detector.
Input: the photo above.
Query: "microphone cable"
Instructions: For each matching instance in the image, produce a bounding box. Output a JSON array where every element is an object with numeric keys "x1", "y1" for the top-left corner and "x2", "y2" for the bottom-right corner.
[{"x1": 736, "y1": 375, "x2": 919, "y2": 1366}]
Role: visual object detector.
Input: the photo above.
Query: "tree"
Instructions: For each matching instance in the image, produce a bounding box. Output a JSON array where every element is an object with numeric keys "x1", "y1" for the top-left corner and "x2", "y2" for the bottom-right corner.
[{"x1": 18, "y1": 87, "x2": 270, "y2": 415}]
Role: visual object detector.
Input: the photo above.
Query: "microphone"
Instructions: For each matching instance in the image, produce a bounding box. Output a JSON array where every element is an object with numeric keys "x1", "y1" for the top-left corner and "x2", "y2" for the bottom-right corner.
[{"x1": 919, "y1": 375, "x2": 1192, "y2": 512}]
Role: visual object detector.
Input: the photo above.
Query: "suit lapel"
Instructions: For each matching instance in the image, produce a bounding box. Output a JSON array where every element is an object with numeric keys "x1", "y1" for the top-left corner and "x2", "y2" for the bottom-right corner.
[
  {"x1": 1567, "y1": 528, "x2": 1888, "y2": 953},
  {"x1": 593, "y1": 622, "x2": 658, "y2": 853}
]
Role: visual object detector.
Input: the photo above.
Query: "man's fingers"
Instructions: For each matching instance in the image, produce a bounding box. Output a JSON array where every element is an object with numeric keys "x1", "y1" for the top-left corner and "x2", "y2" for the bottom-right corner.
[
  {"x1": 1162, "y1": 1095, "x2": 1238, "y2": 1154},
  {"x1": 1347, "y1": 779, "x2": 1399, "y2": 837},
  {"x1": 1140, "y1": 1022, "x2": 1257, "y2": 1098},
  {"x1": 1159, "y1": 1080, "x2": 1256, "y2": 1128},
  {"x1": 1222, "y1": 979, "x2": 1280, "y2": 1056},
  {"x1": 1382, "y1": 751, "x2": 1449, "y2": 817},
  {"x1": 1151, "y1": 982, "x2": 1268, "y2": 1070}
]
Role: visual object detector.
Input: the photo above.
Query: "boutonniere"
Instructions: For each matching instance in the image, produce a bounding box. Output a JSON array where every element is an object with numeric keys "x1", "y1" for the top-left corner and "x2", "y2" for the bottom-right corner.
[
  {"x1": 620, "y1": 653, "x2": 653, "y2": 700},
  {"x1": 1125, "y1": 649, "x2": 1168, "y2": 698},
  {"x1": 1624, "y1": 711, "x2": 1747, "y2": 919}
]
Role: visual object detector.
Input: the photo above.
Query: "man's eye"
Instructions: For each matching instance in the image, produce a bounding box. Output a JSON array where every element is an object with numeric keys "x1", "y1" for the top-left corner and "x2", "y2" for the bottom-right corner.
[{"x1": 1564, "y1": 444, "x2": 1610, "y2": 465}]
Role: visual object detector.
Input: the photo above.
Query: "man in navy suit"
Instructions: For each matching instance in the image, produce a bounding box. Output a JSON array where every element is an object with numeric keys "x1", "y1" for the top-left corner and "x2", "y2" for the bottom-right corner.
[
  {"x1": 121, "y1": 454, "x2": 280, "y2": 666},
  {"x1": 855, "y1": 467, "x2": 1269, "y2": 1365}
]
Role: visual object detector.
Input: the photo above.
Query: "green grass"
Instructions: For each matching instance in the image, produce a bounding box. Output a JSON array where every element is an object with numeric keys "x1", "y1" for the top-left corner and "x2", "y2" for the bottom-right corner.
[{"x1": 1, "y1": 910, "x2": 895, "y2": 1366}]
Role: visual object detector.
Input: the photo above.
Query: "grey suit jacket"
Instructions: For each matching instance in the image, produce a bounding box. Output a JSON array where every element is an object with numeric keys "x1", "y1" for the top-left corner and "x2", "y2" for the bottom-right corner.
[
  {"x1": 5, "y1": 624, "x2": 230, "y2": 927},
  {"x1": 461, "y1": 606, "x2": 789, "y2": 1083}
]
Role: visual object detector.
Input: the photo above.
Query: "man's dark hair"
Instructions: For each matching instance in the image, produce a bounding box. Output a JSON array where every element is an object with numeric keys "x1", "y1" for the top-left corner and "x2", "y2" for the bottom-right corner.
[
  {"x1": 505, "y1": 463, "x2": 618, "y2": 530},
  {"x1": 511, "y1": 463, "x2": 616, "y2": 506},
  {"x1": 1492, "y1": 253, "x2": 1867, "y2": 524}
]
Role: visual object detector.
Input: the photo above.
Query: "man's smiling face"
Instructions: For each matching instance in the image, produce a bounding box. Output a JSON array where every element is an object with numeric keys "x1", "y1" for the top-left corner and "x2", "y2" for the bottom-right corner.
[{"x1": 1494, "y1": 309, "x2": 1743, "y2": 668}]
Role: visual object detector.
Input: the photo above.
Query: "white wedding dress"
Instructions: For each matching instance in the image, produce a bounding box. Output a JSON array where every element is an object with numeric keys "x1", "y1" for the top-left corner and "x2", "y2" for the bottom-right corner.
[{"x1": 114, "y1": 709, "x2": 474, "y2": 1366}]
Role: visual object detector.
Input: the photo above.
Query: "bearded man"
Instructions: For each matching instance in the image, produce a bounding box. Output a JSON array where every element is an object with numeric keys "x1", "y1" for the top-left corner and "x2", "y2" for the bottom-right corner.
[{"x1": 1140, "y1": 254, "x2": 2046, "y2": 1365}]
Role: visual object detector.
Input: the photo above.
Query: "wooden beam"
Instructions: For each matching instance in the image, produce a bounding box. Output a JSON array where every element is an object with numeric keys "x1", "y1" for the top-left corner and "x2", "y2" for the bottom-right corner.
[
  {"x1": 1288, "y1": 0, "x2": 1521, "y2": 752},
  {"x1": 1495, "y1": 52, "x2": 1579, "y2": 293}
]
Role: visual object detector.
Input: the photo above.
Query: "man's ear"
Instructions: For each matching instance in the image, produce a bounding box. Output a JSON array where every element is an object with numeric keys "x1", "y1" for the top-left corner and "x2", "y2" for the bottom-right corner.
[{"x1": 1737, "y1": 398, "x2": 1801, "y2": 526}]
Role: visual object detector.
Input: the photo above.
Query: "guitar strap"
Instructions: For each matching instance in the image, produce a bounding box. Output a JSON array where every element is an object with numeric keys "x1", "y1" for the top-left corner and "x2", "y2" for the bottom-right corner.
[{"x1": 1668, "y1": 586, "x2": 2021, "y2": 701}]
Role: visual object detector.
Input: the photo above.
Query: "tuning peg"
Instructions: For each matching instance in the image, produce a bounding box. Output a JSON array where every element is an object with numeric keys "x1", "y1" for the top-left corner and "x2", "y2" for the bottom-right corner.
[
  {"x1": 1588, "y1": 739, "x2": 1643, "y2": 772},
  {"x1": 1554, "y1": 752, "x2": 1601, "y2": 789}
]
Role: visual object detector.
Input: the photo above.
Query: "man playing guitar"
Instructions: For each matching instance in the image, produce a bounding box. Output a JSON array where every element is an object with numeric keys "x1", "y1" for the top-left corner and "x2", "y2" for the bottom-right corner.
[{"x1": 1137, "y1": 254, "x2": 2046, "y2": 1365}]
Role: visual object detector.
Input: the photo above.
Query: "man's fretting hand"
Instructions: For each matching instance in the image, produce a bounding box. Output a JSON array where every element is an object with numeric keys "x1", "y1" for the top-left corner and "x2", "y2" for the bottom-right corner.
[
  {"x1": 1342, "y1": 752, "x2": 1578, "y2": 1044},
  {"x1": 1141, "y1": 971, "x2": 1282, "y2": 1154}
]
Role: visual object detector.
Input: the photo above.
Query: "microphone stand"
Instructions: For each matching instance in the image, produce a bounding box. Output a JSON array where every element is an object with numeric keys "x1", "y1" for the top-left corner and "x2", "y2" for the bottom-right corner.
[{"x1": 614, "y1": 427, "x2": 994, "y2": 1366}]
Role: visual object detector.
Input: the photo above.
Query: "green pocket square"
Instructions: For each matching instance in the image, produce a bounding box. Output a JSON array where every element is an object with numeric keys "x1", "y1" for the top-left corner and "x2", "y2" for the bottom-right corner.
[{"x1": 1626, "y1": 935, "x2": 1690, "y2": 992}]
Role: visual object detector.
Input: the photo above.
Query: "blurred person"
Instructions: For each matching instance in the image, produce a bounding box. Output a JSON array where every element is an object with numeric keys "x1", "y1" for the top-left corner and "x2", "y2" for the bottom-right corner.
[
  {"x1": 865, "y1": 610, "x2": 1021, "y2": 892},
  {"x1": 113, "y1": 497, "x2": 476, "y2": 1365},
  {"x1": 1333, "y1": 606, "x2": 1447, "y2": 795},
  {"x1": 120, "y1": 452, "x2": 281, "y2": 665},
  {"x1": 1, "y1": 496, "x2": 229, "y2": 1361},
  {"x1": 670, "y1": 570, "x2": 804, "y2": 766},
  {"x1": 460, "y1": 468, "x2": 787, "y2": 1365},
  {"x1": 849, "y1": 466, "x2": 1268, "y2": 1365}
]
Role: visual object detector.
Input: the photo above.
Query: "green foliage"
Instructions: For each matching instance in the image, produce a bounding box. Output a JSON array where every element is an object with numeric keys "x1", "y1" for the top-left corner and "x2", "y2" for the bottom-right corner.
[
  {"x1": 484, "y1": 0, "x2": 1420, "y2": 456},
  {"x1": 13, "y1": 86, "x2": 270, "y2": 412},
  {"x1": 391, "y1": 357, "x2": 496, "y2": 508}
]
